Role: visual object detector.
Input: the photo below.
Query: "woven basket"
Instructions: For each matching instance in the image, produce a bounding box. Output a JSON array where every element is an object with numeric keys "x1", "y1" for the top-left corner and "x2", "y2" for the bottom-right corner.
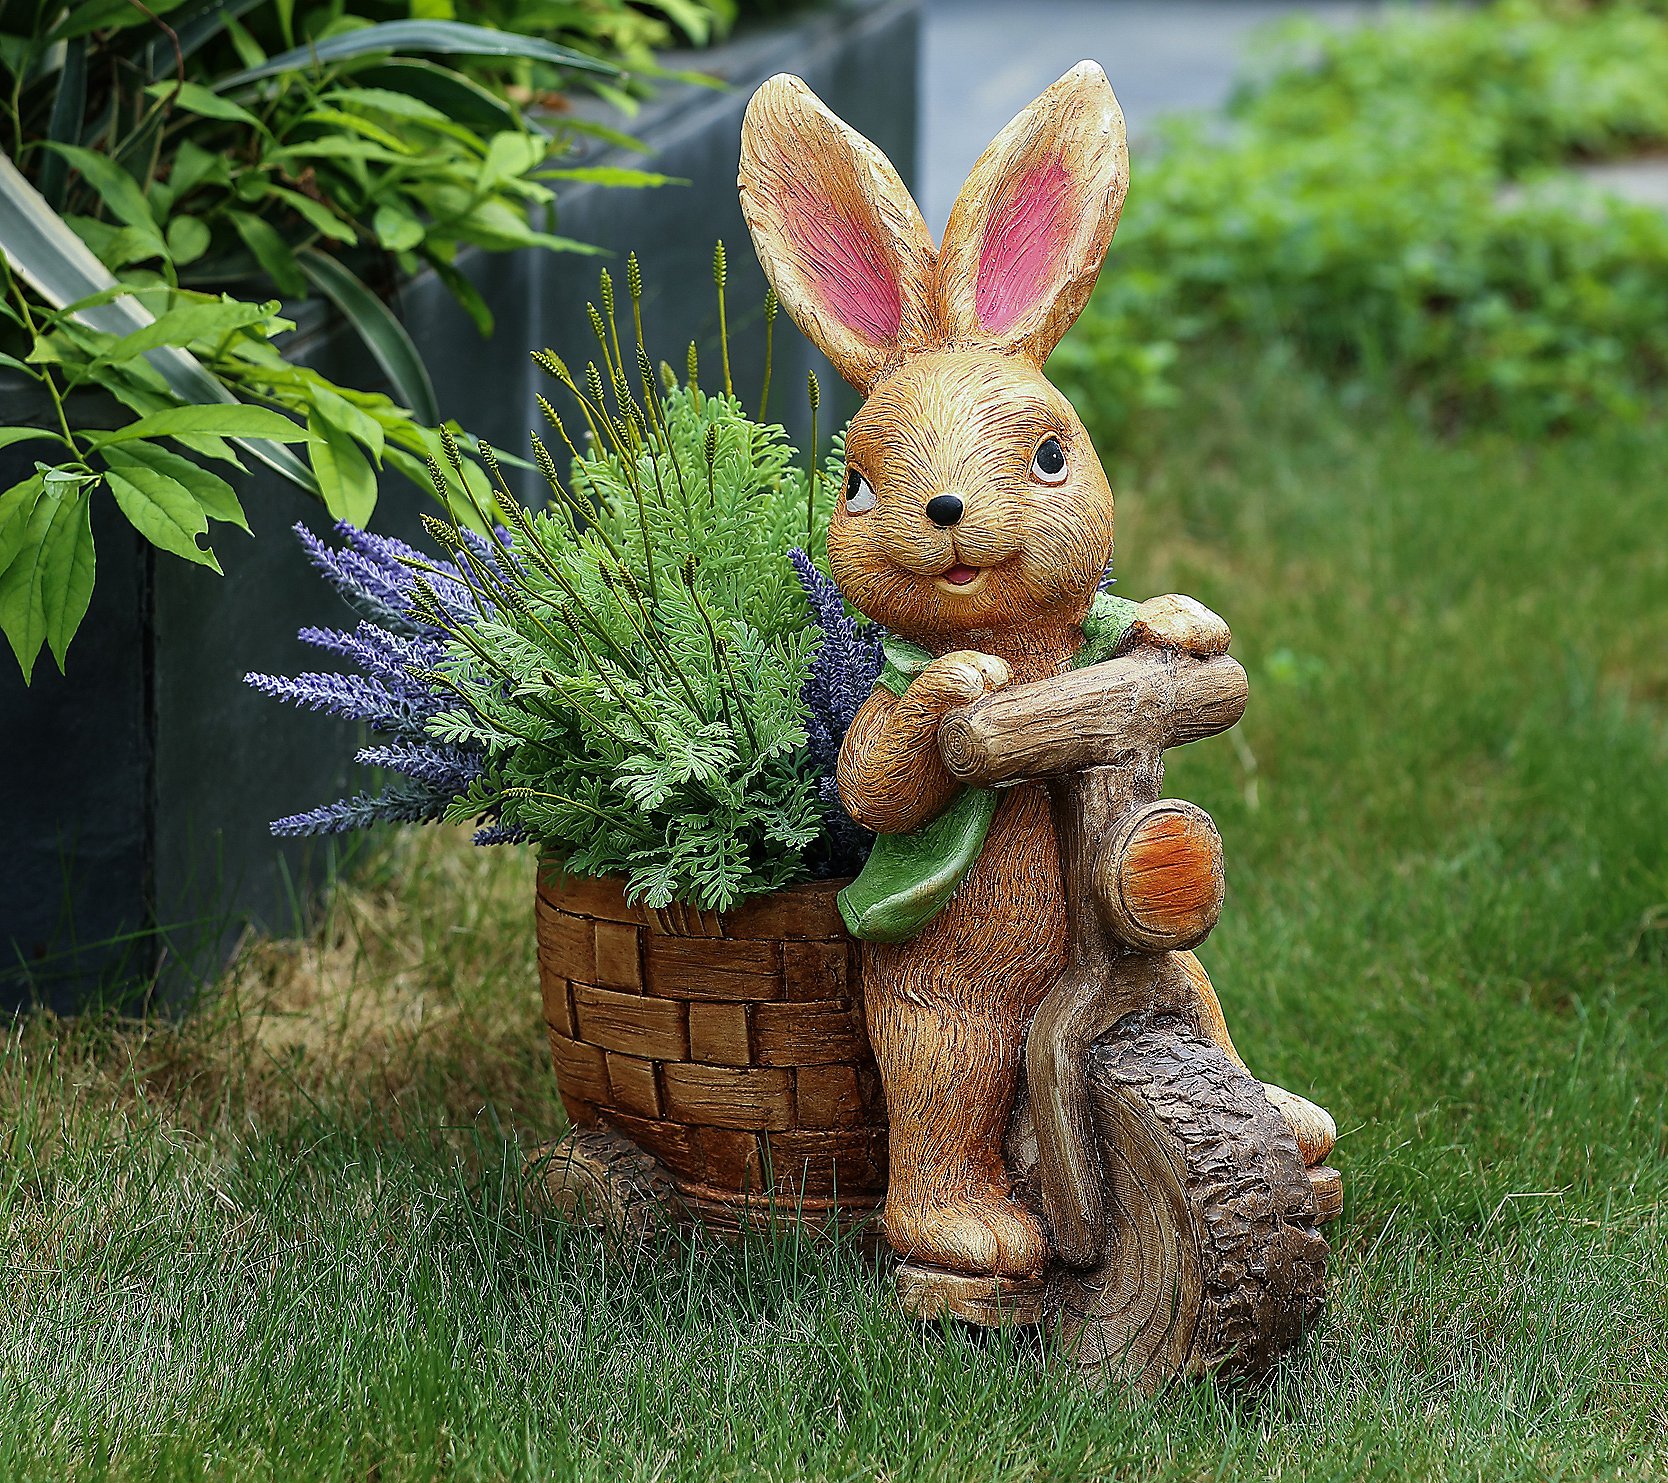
[{"x1": 535, "y1": 860, "x2": 887, "y2": 1235}]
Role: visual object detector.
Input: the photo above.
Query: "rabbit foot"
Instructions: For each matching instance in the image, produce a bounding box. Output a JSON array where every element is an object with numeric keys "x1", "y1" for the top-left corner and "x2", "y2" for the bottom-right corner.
[
  {"x1": 1261, "y1": 1083, "x2": 1337, "y2": 1166},
  {"x1": 883, "y1": 1191, "x2": 1050, "y2": 1279}
]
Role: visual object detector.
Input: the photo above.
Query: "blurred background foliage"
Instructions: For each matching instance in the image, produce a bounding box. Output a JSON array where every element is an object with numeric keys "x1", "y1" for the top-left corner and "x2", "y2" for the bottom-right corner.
[{"x1": 1054, "y1": 0, "x2": 1668, "y2": 442}]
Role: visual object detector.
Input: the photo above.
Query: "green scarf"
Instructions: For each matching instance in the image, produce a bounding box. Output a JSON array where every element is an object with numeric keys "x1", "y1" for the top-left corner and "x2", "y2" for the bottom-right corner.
[{"x1": 836, "y1": 591, "x2": 1140, "y2": 943}]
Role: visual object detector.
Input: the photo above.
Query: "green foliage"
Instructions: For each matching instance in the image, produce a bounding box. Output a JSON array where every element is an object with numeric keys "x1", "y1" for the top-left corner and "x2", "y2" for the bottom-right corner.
[
  {"x1": 420, "y1": 273, "x2": 844, "y2": 910},
  {"x1": 0, "y1": 0, "x2": 693, "y2": 680},
  {"x1": 1056, "y1": 0, "x2": 1668, "y2": 442},
  {"x1": 412, "y1": 0, "x2": 737, "y2": 109},
  {"x1": 0, "y1": 263, "x2": 487, "y2": 680},
  {"x1": 1242, "y1": 0, "x2": 1668, "y2": 175},
  {"x1": 1, "y1": 3, "x2": 620, "y2": 315}
]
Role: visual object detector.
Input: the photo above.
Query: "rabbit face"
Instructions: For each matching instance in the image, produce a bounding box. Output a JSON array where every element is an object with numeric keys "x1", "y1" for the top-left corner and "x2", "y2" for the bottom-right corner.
[
  {"x1": 829, "y1": 351, "x2": 1113, "y2": 643},
  {"x1": 742, "y1": 59, "x2": 1129, "y2": 639}
]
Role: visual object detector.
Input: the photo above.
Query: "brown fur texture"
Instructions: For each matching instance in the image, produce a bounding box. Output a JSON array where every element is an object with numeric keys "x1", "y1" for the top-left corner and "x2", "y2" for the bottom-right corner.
[{"x1": 741, "y1": 63, "x2": 1330, "y2": 1277}]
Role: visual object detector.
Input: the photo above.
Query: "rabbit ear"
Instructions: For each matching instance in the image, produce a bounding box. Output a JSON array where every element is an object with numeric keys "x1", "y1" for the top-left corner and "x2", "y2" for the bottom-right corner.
[
  {"x1": 936, "y1": 62, "x2": 1128, "y2": 364},
  {"x1": 740, "y1": 74, "x2": 938, "y2": 393}
]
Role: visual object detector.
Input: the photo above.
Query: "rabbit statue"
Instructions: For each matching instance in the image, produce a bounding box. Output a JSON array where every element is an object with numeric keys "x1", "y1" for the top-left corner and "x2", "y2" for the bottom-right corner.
[{"x1": 739, "y1": 63, "x2": 1335, "y2": 1279}]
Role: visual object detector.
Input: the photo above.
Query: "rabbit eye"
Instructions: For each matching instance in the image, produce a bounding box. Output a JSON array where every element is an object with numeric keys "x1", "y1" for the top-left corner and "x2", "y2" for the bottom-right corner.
[
  {"x1": 1031, "y1": 436, "x2": 1068, "y2": 485},
  {"x1": 845, "y1": 467, "x2": 877, "y2": 514}
]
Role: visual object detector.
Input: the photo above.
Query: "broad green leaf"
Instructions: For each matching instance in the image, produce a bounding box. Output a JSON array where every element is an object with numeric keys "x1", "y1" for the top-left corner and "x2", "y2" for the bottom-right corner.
[
  {"x1": 0, "y1": 428, "x2": 66, "y2": 453},
  {"x1": 104, "y1": 451, "x2": 220, "y2": 570},
  {"x1": 94, "y1": 296, "x2": 275, "y2": 365},
  {"x1": 297, "y1": 248, "x2": 439, "y2": 426},
  {"x1": 0, "y1": 479, "x2": 57, "y2": 680},
  {"x1": 169, "y1": 138, "x2": 231, "y2": 200},
  {"x1": 298, "y1": 107, "x2": 414, "y2": 156},
  {"x1": 40, "y1": 144, "x2": 161, "y2": 238},
  {"x1": 0, "y1": 474, "x2": 45, "y2": 574},
  {"x1": 145, "y1": 80, "x2": 264, "y2": 128},
  {"x1": 372, "y1": 204, "x2": 424, "y2": 253},
  {"x1": 93, "y1": 404, "x2": 310, "y2": 447},
  {"x1": 481, "y1": 131, "x2": 548, "y2": 191},
  {"x1": 449, "y1": 198, "x2": 599, "y2": 256},
  {"x1": 165, "y1": 214, "x2": 212, "y2": 264},
  {"x1": 307, "y1": 384, "x2": 385, "y2": 465},
  {"x1": 264, "y1": 187, "x2": 356, "y2": 243},
  {"x1": 89, "y1": 223, "x2": 168, "y2": 270},
  {"x1": 638, "y1": 0, "x2": 724, "y2": 43},
  {"x1": 115, "y1": 440, "x2": 249, "y2": 532},
  {"x1": 268, "y1": 138, "x2": 411, "y2": 168},
  {"x1": 213, "y1": 20, "x2": 619, "y2": 90},
  {"x1": 316, "y1": 86, "x2": 448, "y2": 124},
  {"x1": 230, "y1": 211, "x2": 307, "y2": 298},
  {"x1": 307, "y1": 410, "x2": 377, "y2": 525},
  {"x1": 41, "y1": 483, "x2": 96, "y2": 670}
]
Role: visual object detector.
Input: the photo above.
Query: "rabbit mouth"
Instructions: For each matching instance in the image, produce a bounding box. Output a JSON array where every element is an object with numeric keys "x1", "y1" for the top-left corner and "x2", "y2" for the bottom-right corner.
[{"x1": 933, "y1": 562, "x2": 991, "y2": 594}]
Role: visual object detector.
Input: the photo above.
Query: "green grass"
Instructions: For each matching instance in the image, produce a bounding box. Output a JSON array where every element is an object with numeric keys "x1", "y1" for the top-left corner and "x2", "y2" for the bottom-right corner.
[{"x1": 4, "y1": 351, "x2": 1666, "y2": 1480}]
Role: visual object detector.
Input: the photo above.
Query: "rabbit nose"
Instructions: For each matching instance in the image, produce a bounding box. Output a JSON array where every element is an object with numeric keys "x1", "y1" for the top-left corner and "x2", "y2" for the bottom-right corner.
[{"x1": 925, "y1": 494, "x2": 964, "y2": 528}]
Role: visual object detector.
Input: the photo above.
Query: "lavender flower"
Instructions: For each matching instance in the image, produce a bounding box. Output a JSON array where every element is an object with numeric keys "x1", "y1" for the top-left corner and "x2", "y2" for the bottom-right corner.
[
  {"x1": 790, "y1": 548, "x2": 883, "y2": 770},
  {"x1": 247, "y1": 523, "x2": 507, "y2": 842},
  {"x1": 790, "y1": 548, "x2": 883, "y2": 878}
]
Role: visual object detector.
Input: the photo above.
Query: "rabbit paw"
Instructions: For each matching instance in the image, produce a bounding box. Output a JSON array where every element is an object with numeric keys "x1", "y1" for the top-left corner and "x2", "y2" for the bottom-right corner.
[
  {"x1": 1261, "y1": 1083, "x2": 1337, "y2": 1166},
  {"x1": 914, "y1": 649, "x2": 1013, "y2": 710},
  {"x1": 1127, "y1": 595, "x2": 1231, "y2": 657},
  {"x1": 884, "y1": 1190, "x2": 1050, "y2": 1278}
]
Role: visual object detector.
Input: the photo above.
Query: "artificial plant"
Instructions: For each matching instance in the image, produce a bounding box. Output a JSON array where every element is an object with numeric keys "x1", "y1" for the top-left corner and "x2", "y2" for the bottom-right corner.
[{"x1": 251, "y1": 252, "x2": 883, "y2": 910}]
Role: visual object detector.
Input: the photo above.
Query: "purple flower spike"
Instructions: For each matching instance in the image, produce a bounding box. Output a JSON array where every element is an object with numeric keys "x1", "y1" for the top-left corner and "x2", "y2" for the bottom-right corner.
[
  {"x1": 249, "y1": 522, "x2": 513, "y2": 844},
  {"x1": 790, "y1": 548, "x2": 883, "y2": 876}
]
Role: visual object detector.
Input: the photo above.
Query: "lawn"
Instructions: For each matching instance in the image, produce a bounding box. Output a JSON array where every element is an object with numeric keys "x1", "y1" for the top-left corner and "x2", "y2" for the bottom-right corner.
[{"x1": 4, "y1": 350, "x2": 1666, "y2": 1480}]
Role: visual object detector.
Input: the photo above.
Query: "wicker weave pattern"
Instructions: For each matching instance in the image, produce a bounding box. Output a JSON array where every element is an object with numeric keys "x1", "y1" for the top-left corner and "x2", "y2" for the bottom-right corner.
[{"x1": 536, "y1": 865, "x2": 888, "y2": 1228}]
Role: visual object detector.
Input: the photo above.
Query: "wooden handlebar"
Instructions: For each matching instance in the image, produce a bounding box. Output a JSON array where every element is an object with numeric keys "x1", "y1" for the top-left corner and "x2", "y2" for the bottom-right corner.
[{"x1": 937, "y1": 650, "x2": 1248, "y2": 787}]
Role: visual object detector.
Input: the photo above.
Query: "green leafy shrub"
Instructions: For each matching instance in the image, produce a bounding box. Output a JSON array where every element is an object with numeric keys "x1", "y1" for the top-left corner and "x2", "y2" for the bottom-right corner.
[
  {"x1": 0, "y1": 0, "x2": 685, "y2": 681},
  {"x1": 423, "y1": 279, "x2": 852, "y2": 908},
  {"x1": 1241, "y1": 1, "x2": 1668, "y2": 176},
  {"x1": 1056, "y1": 0, "x2": 1668, "y2": 441}
]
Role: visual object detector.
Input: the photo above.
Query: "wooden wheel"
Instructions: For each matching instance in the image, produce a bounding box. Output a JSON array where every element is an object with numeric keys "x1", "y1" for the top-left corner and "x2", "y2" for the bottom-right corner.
[
  {"x1": 1053, "y1": 1017, "x2": 1329, "y2": 1389},
  {"x1": 527, "y1": 1127, "x2": 680, "y2": 1247}
]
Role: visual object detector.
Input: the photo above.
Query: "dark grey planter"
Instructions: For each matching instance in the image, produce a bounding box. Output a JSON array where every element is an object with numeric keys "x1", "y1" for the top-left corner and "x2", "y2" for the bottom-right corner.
[{"x1": 0, "y1": 0, "x2": 920, "y2": 1014}]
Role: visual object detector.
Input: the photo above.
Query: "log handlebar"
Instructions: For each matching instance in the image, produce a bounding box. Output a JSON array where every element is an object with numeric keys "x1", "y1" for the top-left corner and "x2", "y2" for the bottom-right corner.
[{"x1": 937, "y1": 650, "x2": 1249, "y2": 787}]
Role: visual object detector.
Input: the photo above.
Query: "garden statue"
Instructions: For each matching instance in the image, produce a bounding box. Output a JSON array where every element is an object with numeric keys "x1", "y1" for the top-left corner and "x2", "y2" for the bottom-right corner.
[
  {"x1": 255, "y1": 59, "x2": 1343, "y2": 1391},
  {"x1": 740, "y1": 62, "x2": 1341, "y2": 1380}
]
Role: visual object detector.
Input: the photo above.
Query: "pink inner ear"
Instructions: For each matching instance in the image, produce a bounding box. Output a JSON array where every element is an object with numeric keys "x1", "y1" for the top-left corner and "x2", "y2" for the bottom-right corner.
[
  {"x1": 975, "y1": 156, "x2": 1071, "y2": 337},
  {"x1": 779, "y1": 176, "x2": 902, "y2": 343}
]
